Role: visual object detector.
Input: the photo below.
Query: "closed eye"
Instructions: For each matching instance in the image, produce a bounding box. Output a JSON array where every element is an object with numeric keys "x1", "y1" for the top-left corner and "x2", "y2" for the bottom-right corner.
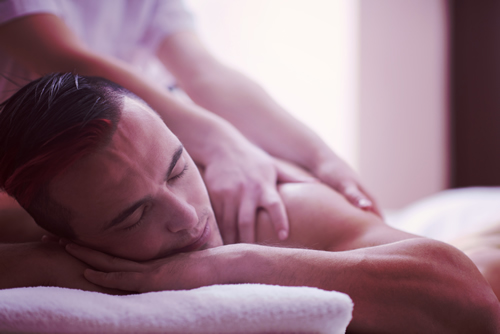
[
  {"x1": 124, "y1": 205, "x2": 149, "y2": 231},
  {"x1": 169, "y1": 163, "x2": 188, "y2": 182},
  {"x1": 124, "y1": 216, "x2": 145, "y2": 231}
]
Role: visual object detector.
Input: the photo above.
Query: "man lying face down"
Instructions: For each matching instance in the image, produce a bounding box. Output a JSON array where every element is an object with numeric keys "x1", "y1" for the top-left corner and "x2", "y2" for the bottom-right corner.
[{"x1": 0, "y1": 73, "x2": 499, "y2": 333}]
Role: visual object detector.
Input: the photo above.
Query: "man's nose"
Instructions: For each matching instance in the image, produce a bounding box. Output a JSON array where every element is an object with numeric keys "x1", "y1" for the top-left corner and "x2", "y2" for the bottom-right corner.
[{"x1": 160, "y1": 192, "x2": 199, "y2": 233}]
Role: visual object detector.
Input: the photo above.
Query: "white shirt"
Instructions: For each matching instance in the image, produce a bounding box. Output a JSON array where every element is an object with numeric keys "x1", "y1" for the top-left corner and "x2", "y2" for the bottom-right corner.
[{"x1": 0, "y1": 0, "x2": 194, "y2": 102}]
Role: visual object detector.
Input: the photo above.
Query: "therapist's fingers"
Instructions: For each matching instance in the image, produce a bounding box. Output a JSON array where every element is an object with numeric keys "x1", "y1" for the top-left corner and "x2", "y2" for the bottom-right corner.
[
  {"x1": 210, "y1": 195, "x2": 224, "y2": 239},
  {"x1": 343, "y1": 182, "x2": 372, "y2": 208},
  {"x1": 260, "y1": 188, "x2": 289, "y2": 241},
  {"x1": 237, "y1": 191, "x2": 258, "y2": 243},
  {"x1": 219, "y1": 196, "x2": 238, "y2": 245},
  {"x1": 358, "y1": 185, "x2": 383, "y2": 217},
  {"x1": 65, "y1": 243, "x2": 144, "y2": 272},
  {"x1": 340, "y1": 182, "x2": 381, "y2": 217},
  {"x1": 41, "y1": 234, "x2": 59, "y2": 243},
  {"x1": 206, "y1": 176, "x2": 241, "y2": 245}
]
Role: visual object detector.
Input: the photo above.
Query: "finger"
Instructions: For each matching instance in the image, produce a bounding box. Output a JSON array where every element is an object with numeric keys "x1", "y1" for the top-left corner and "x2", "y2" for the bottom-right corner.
[
  {"x1": 66, "y1": 243, "x2": 144, "y2": 272},
  {"x1": 358, "y1": 186, "x2": 383, "y2": 217},
  {"x1": 89, "y1": 284, "x2": 129, "y2": 295},
  {"x1": 205, "y1": 178, "x2": 222, "y2": 215},
  {"x1": 73, "y1": 274, "x2": 128, "y2": 295},
  {"x1": 41, "y1": 234, "x2": 59, "y2": 243},
  {"x1": 343, "y1": 181, "x2": 383, "y2": 217},
  {"x1": 209, "y1": 193, "x2": 224, "y2": 235},
  {"x1": 211, "y1": 203, "x2": 226, "y2": 241},
  {"x1": 237, "y1": 191, "x2": 258, "y2": 243},
  {"x1": 59, "y1": 238, "x2": 70, "y2": 246},
  {"x1": 341, "y1": 182, "x2": 375, "y2": 211},
  {"x1": 207, "y1": 182, "x2": 239, "y2": 245},
  {"x1": 260, "y1": 188, "x2": 289, "y2": 240},
  {"x1": 84, "y1": 269, "x2": 145, "y2": 292},
  {"x1": 220, "y1": 196, "x2": 238, "y2": 245}
]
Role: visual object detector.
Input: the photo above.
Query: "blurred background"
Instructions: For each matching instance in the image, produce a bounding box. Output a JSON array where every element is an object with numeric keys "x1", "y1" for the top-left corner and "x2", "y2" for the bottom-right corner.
[{"x1": 186, "y1": 0, "x2": 500, "y2": 210}]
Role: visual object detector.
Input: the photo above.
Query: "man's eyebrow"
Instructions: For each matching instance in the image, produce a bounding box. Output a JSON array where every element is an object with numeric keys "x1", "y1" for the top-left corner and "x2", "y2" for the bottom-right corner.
[
  {"x1": 165, "y1": 145, "x2": 184, "y2": 180},
  {"x1": 103, "y1": 196, "x2": 152, "y2": 231}
]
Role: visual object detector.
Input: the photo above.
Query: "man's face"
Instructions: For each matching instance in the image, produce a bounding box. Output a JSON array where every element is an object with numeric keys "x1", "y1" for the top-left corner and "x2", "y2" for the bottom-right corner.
[{"x1": 50, "y1": 97, "x2": 223, "y2": 261}]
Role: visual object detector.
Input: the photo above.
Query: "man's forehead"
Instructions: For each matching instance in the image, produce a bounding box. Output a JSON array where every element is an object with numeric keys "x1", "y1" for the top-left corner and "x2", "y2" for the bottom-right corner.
[
  {"x1": 49, "y1": 98, "x2": 176, "y2": 224},
  {"x1": 121, "y1": 96, "x2": 161, "y2": 121},
  {"x1": 116, "y1": 97, "x2": 167, "y2": 141},
  {"x1": 48, "y1": 145, "x2": 139, "y2": 224}
]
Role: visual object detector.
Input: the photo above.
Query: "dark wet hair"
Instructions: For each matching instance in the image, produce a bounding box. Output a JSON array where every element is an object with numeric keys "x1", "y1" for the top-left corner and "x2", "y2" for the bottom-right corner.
[{"x1": 0, "y1": 73, "x2": 130, "y2": 238}]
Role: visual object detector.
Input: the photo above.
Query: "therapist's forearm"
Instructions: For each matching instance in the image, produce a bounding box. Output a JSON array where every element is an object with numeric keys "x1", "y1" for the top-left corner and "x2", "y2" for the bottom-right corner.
[
  {"x1": 32, "y1": 50, "x2": 253, "y2": 167},
  {"x1": 178, "y1": 65, "x2": 335, "y2": 172},
  {"x1": 0, "y1": 14, "x2": 250, "y2": 167}
]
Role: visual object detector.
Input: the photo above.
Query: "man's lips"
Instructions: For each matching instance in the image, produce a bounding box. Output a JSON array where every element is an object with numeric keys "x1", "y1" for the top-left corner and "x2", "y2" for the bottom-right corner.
[{"x1": 175, "y1": 219, "x2": 211, "y2": 253}]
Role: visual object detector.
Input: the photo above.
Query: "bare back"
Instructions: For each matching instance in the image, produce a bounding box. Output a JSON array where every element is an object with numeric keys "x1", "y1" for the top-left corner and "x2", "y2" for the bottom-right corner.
[{"x1": 256, "y1": 182, "x2": 420, "y2": 251}]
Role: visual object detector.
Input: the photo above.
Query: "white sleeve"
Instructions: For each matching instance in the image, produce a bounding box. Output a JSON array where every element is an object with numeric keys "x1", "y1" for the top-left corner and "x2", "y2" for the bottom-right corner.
[
  {"x1": 139, "y1": 0, "x2": 195, "y2": 52},
  {"x1": 0, "y1": 0, "x2": 62, "y2": 25}
]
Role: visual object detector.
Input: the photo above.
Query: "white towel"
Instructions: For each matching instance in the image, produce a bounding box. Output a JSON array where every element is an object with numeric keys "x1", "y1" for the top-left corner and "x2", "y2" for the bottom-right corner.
[{"x1": 0, "y1": 284, "x2": 353, "y2": 333}]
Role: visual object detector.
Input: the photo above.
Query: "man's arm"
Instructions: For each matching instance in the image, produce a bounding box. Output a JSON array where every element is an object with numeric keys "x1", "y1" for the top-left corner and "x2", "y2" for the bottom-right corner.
[
  {"x1": 0, "y1": 195, "x2": 120, "y2": 293},
  {"x1": 0, "y1": 241, "x2": 121, "y2": 294},
  {"x1": 65, "y1": 236, "x2": 500, "y2": 334},
  {"x1": 157, "y1": 31, "x2": 381, "y2": 216}
]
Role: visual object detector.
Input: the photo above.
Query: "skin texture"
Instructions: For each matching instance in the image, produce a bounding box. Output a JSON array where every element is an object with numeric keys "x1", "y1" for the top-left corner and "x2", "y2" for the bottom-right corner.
[
  {"x1": 0, "y1": 13, "x2": 379, "y2": 243},
  {"x1": 31, "y1": 97, "x2": 498, "y2": 334}
]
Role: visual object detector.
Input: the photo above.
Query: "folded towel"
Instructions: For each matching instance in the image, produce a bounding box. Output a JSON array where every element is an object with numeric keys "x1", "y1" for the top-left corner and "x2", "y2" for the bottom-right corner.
[{"x1": 0, "y1": 284, "x2": 353, "y2": 333}]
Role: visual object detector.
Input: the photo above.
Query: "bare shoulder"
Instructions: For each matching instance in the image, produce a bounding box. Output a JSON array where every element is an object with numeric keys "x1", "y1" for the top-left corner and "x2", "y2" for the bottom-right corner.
[{"x1": 256, "y1": 182, "x2": 416, "y2": 251}]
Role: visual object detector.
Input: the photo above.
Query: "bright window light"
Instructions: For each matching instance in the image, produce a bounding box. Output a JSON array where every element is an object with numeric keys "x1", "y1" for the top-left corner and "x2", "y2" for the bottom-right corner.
[{"x1": 186, "y1": 0, "x2": 359, "y2": 169}]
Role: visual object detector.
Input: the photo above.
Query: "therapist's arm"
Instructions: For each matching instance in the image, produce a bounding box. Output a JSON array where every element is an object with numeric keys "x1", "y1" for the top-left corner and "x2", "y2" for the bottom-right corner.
[{"x1": 157, "y1": 31, "x2": 381, "y2": 216}]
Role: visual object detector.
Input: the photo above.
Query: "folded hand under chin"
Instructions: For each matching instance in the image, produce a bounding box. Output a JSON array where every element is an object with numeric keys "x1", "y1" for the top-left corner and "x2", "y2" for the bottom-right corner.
[
  {"x1": 64, "y1": 241, "x2": 249, "y2": 293},
  {"x1": 0, "y1": 240, "x2": 123, "y2": 294}
]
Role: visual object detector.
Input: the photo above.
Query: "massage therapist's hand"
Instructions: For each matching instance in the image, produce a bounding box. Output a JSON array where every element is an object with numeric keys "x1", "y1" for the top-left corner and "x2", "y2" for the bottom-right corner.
[
  {"x1": 201, "y1": 142, "x2": 314, "y2": 245},
  {"x1": 64, "y1": 243, "x2": 235, "y2": 292},
  {"x1": 312, "y1": 155, "x2": 382, "y2": 217}
]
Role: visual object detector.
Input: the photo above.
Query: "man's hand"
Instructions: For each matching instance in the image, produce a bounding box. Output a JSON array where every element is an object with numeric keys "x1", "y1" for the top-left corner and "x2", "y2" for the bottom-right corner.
[
  {"x1": 202, "y1": 143, "x2": 315, "y2": 245},
  {"x1": 0, "y1": 241, "x2": 122, "y2": 294},
  {"x1": 38, "y1": 241, "x2": 126, "y2": 294},
  {"x1": 65, "y1": 242, "x2": 229, "y2": 292}
]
